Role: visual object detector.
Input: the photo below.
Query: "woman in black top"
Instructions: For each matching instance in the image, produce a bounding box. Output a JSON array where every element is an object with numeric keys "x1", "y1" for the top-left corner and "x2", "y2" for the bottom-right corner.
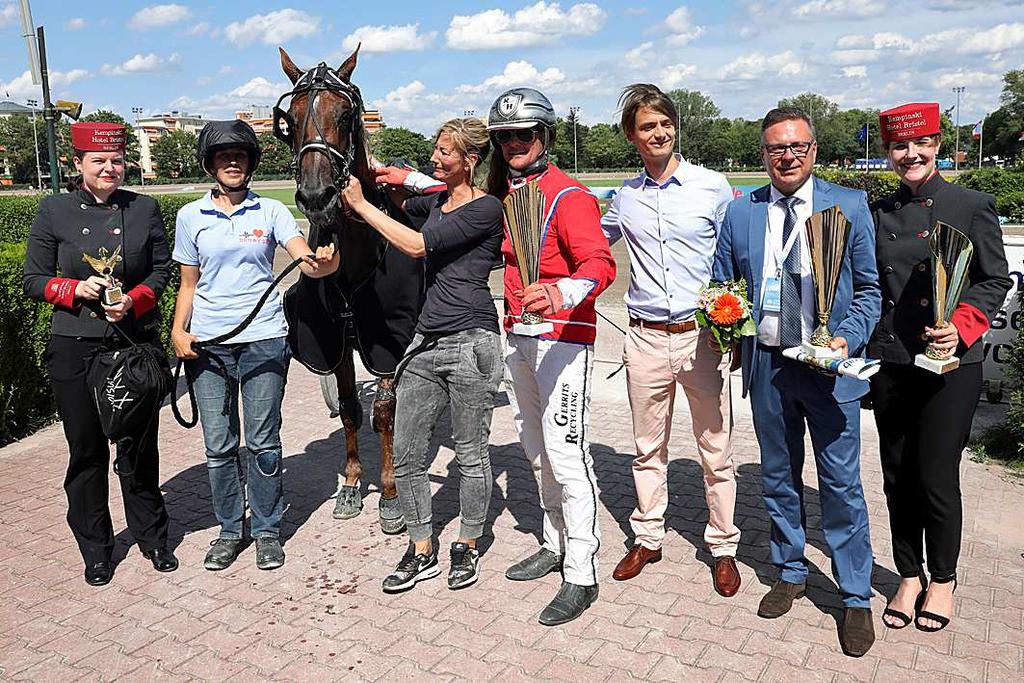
[
  {"x1": 869, "y1": 103, "x2": 1011, "y2": 632},
  {"x1": 342, "y1": 117, "x2": 503, "y2": 593},
  {"x1": 23, "y1": 123, "x2": 177, "y2": 586}
]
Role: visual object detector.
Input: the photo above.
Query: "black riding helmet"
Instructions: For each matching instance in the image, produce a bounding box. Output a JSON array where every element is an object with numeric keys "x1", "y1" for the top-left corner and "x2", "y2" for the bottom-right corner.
[{"x1": 197, "y1": 120, "x2": 262, "y2": 190}]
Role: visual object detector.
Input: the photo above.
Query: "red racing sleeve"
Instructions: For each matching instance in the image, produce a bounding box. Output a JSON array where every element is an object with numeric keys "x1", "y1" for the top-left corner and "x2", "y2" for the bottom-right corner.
[{"x1": 554, "y1": 190, "x2": 616, "y2": 301}]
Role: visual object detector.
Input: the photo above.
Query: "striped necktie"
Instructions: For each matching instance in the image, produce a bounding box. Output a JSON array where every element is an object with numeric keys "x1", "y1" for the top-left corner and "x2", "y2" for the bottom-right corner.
[{"x1": 779, "y1": 196, "x2": 802, "y2": 348}]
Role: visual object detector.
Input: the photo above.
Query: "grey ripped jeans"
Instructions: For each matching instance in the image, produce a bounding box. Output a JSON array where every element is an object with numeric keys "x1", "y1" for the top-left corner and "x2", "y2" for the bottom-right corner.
[{"x1": 393, "y1": 328, "x2": 503, "y2": 543}]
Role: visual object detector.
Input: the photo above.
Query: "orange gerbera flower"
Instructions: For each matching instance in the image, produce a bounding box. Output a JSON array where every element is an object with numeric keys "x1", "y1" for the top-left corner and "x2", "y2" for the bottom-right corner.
[{"x1": 710, "y1": 293, "x2": 744, "y2": 326}]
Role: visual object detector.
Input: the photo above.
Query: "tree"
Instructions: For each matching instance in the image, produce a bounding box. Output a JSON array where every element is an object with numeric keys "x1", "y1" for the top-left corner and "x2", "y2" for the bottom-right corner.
[
  {"x1": 79, "y1": 111, "x2": 140, "y2": 168},
  {"x1": 551, "y1": 114, "x2": 589, "y2": 172},
  {"x1": 583, "y1": 123, "x2": 637, "y2": 169},
  {"x1": 777, "y1": 92, "x2": 847, "y2": 164},
  {"x1": 667, "y1": 89, "x2": 720, "y2": 164},
  {"x1": 369, "y1": 127, "x2": 434, "y2": 168},
  {"x1": 150, "y1": 129, "x2": 199, "y2": 178},
  {"x1": 256, "y1": 132, "x2": 293, "y2": 176}
]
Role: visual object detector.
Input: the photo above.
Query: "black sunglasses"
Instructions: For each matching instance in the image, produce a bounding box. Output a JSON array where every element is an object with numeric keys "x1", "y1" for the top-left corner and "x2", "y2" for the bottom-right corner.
[{"x1": 493, "y1": 128, "x2": 539, "y2": 145}]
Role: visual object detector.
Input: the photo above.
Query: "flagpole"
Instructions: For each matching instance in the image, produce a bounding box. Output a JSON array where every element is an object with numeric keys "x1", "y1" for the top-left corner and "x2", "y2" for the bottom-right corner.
[
  {"x1": 978, "y1": 116, "x2": 984, "y2": 169},
  {"x1": 865, "y1": 123, "x2": 869, "y2": 172}
]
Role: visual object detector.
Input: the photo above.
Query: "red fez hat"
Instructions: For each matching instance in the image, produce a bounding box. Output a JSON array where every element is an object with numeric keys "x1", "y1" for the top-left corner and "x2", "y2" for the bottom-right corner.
[
  {"x1": 70, "y1": 122, "x2": 127, "y2": 152},
  {"x1": 879, "y1": 103, "x2": 940, "y2": 144}
]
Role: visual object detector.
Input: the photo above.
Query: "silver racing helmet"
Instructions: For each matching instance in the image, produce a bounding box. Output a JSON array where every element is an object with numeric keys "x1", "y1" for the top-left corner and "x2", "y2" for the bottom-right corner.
[{"x1": 486, "y1": 87, "x2": 557, "y2": 131}]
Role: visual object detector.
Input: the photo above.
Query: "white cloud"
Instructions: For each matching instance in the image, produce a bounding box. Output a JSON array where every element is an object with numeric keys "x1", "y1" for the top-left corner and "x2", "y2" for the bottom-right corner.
[
  {"x1": 792, "y1": 0, "x2": 884, "y2": 18},
  {"x1": 446, "y1": 2, "x2": 607, "y2": 50},
  {"x1": 458, "y1": 60, "x2": 568, "y2": 94},
  {"x1": 934, "y1": 69, "x2": 1002, "y2": 89},
  {"x1": 721, "y1": 51, "x2": 806, "y2": 79},
  {"x1": 167, "y1": 77, "x2": 290, "y2": 117},
  {"x1": 185, "y1": 22, "x2": 210, "y2": 36},
  {"x1": 230, "y1": 77, "x2": 285, "y2": 100},
  {"x1": 101, "y1": 53, "x2": 181, "y2": 76},
  {"x1": 218, "y1": 65, "x2": 235, "y2": 75},
  {"x1": 841, "y1": 66, "x2": 867, "y2": 78},
  {"x1": 0, "y1": 2, "x2": 19, "y2": 28},
  {"x1": 341, "y1": 23, "x2": 436, "y2": 53},
  {"x1": 225, "y1": 9, "x2": 319, "y2": 46},
  {"x1": 128, "y1": 4, "x2": 192, "y2": 30},
  {"x1": 623, "y1": 7, "x2": 648, "y2": 16},
  {"x1": 625, "y1": 42, "x2": 654, "y2": 69},
  {"x1": 957, "y1": 22, "x2": 1024, "y2": 54},
  {"x1": 0, "y1": 69, "x2": 89, "y2": 102},
  {"x1": 664, "y1": 7, "x2": 705, "y2": 47},
  {"x1": 66, "y1": 18, "x2": 87, "y2": 31},
  {"x1": 661, "y1": 63, "x2": 698, "y2": 90}
]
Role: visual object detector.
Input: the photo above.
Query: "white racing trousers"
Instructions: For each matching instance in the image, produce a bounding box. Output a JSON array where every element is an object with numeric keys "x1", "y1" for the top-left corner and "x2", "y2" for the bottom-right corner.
[{"x1": 504, "y1": 334, "x2": 600, "y2": 586}]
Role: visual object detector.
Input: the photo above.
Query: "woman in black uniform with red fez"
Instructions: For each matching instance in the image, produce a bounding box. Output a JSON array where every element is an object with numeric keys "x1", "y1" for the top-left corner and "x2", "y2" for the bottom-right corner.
[
  {"x1": 869, "y1": 103, "x2": 1011, "y2": 632},
  {"x1": 23, "y1": 122, "x2": 177, "y2": 586}
]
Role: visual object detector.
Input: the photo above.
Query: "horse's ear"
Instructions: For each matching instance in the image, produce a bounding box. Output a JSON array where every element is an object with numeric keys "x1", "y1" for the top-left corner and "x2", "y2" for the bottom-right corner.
[
  {"x1": 280, "y1": 47, "x2": 302, "y2": 85},
  {"x1": 337, "y1": 44, "x2": 360, "y2": 80}
]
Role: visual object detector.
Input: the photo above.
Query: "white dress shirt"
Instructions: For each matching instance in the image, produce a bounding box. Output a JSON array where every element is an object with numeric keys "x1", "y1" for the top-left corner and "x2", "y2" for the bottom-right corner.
[{"x1": 758, "y1": 178, "x2": 816, "y2": 346}]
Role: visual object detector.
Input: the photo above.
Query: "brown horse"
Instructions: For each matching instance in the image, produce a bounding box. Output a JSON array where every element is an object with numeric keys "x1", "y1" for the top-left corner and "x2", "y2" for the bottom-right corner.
[{"x1": 274, "y1": 46, "x2": 423, "y2": 534}]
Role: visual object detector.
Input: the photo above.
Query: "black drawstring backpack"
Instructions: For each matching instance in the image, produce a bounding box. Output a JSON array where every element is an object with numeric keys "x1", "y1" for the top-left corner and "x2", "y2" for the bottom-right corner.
[{"x1": 87, "y1": 327, "x2": 173, "y2": 479}]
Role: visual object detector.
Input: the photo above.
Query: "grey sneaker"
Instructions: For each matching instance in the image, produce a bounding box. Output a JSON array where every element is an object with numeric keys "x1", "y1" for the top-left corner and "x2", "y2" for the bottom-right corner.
[
  {"x1": 255, "y1": 537, "x2": 285, "y2": 570},
  {"x1": 382, "y1": 542, "x2": 440, "y2": 593},
  {"x1": 448, "y1": 542, "x2": 480, "y2": 590},
  {"x1": 204, "y1": 538, "x2": 243, "y2": 571}
]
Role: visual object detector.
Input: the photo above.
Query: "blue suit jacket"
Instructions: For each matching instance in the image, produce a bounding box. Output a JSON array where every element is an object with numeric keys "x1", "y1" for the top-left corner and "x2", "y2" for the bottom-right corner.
[{"x1": 712, "y1": 176, "x2": 881, "y2": 403}]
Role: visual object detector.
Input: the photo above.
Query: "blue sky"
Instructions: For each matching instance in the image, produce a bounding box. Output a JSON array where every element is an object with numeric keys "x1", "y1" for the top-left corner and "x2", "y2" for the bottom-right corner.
[{"x1": 1, "y1": 1, "x2": 1022, "y2": 134}]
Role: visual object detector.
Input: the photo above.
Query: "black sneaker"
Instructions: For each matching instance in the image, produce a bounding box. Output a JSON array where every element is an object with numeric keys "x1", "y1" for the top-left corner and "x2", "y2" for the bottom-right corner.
[
  {"x1": 382, "y1": 542, "x2": 440, "y2": 593},
  {"x1": 255, "y1": 537, "x2": 285, "y2": 570},
  {"x1": 204, "y1": 538, "x2": 243, "y2": 571},
  {"x1": 448, "y1": 542, "x2": 480, "y2": 590}
]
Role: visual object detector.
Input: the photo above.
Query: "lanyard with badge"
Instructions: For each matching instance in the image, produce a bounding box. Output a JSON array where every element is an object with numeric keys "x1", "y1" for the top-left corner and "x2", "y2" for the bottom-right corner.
[{"x1": 761, "y1": 204, "x2": 802, "y2": 314}]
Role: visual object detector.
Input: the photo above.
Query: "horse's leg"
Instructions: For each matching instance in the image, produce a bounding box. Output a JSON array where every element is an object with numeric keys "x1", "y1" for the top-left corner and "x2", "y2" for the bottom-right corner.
[
  {"x1": 373, "y1": 377, "x2": 405, "y2": 534},
  {"x1": 332, "y1": 350, "x2": 364, "y2": 520}
]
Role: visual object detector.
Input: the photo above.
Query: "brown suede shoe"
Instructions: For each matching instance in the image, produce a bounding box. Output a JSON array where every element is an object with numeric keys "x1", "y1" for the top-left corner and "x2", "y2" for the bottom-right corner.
[
  {"x1": 757, "y1": 579, "x2": 806, "y2": 618},
  {"x1": 713, "y1": 556, "x2": 741, "y2": 597},
  {"x1": 839, "y1": 607, "x2": 875, "y2": 657},
  {"x1": 612, "y1": 545, "x2": 662, "y2": 581}
]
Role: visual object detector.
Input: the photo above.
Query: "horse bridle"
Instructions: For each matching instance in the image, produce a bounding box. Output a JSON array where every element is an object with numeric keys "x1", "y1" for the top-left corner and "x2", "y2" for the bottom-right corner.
[{"x1": 273, "y1": 62, "x2": 363, "y2": 191}]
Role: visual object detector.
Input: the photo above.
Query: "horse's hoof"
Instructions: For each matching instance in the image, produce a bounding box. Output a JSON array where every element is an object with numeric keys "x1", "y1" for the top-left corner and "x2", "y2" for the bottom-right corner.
[
  {"x1": 332, "y1": 485, "x2": 363, "y2": 520},
  {"x1": 378, "y1": 495, "x2": 406, "y2": 535}
]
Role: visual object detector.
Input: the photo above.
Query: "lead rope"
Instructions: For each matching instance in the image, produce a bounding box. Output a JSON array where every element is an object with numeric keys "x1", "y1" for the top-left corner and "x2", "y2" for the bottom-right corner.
[{"x1": 171, "y1": 254, "x2": 320, "y2": 428}]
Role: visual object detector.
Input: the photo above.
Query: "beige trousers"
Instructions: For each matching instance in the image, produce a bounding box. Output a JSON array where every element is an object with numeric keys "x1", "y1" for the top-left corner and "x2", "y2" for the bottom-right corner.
[{"x1": 624, "y1": 324, "x2": 740, "y2": 556}]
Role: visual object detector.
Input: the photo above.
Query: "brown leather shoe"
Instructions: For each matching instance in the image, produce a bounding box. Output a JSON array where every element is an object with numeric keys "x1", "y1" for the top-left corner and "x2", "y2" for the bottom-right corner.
[
  {"x1": 839, "y1": 607, "x2": 875, "y2": 657},
  {"x1": 612, "y1": 545, "x2": 662, "y2": 581},
  {"x1": 713, "y1": 556, "x2": 741, "y2": 597},
  {"x1": 757, "y1": 579, "x2": 806, "y2": 618}
]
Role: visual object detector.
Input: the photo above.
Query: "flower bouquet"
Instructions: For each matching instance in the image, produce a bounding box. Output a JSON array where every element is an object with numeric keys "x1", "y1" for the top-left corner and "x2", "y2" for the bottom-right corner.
[{"x1": 695, "y1": 279, "x2": 757, "y2": 354}]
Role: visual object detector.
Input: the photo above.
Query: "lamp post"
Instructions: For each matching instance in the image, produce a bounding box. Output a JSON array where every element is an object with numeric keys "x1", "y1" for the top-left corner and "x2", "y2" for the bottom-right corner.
[
  {"x1": 570, "y1": 105, "x2": 580, "y2": 175},
  {"x1": 132, "y1": 107, "x2": 145, "y2": 187},
  {"x1": 27, "y1": 98, "x2": 42, "y2": 190},
  {"x1": 952, "y1": 86, "x2": 965, "y2": 173}
]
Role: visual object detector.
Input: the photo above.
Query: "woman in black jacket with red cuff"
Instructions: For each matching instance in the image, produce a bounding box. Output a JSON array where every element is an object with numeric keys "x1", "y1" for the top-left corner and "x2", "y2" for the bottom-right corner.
[
  {"x1": 869, "y1": 103, "x2": 1011, "y2": 633},
  {"x1": 23, "y1": 122, "x2": 177, "y2": 586}
]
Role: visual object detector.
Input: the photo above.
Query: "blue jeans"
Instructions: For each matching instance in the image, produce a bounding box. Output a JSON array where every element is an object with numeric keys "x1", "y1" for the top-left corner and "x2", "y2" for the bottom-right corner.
[
  {"x1": 393, "y1": 328, "x2": 503, "y2": 543},
  {"x1": 190, "y1": 336, "x2": 290, "y2": 540}
]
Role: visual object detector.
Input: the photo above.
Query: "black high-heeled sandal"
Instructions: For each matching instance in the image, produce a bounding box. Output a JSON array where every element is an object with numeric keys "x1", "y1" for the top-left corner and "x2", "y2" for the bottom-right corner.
[
  {"x1": 883, "y1": 571, "x2": 927, "y2": 629},
  {"x1": 916, "y1": 574, "x2": 957, "y2": 632}
]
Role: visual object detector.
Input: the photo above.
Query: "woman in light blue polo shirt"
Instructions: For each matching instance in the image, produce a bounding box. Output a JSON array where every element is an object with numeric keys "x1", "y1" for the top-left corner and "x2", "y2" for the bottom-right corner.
[{"x1": 170, "y1": 120, "x2": 338, "y2": 571}]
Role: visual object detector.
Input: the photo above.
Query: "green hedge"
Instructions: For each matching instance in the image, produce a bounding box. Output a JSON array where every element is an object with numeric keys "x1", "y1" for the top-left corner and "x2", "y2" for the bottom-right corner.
[
  {"x1": 0, "y1": 192, "x2": 199, "y2": 443},
  {"x1": 0, "y1": 242, "x2": 55, "y2": 444},
  {"x1": 814, "y1": 169, "x2": 902, "y2": 204}
]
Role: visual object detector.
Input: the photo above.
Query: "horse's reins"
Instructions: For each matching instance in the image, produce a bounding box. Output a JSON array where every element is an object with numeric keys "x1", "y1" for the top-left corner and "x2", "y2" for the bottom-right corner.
[{"x1": 171, "y1": 254, "x2": 315, "y2": 428}]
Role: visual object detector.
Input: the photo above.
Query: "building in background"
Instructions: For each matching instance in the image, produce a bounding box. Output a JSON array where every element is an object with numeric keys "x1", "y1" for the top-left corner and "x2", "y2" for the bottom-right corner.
[
  {"x1": 133, "y1": 111, "x2": 205, "y2": 178},
  {"x1": 233, "y1": 104, "x2": 386, "y2": 138}
]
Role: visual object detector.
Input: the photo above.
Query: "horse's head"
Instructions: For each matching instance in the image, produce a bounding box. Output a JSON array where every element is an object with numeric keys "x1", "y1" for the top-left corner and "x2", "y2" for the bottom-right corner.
[{"x1": 274, "y1": 47, "x2": 370, "y2": 227}]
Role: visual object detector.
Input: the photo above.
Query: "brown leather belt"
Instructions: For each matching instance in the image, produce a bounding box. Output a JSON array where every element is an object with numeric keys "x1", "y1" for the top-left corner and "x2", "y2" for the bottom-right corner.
[{"x1": 629, "y1": 317, "x2": 698, "y2": 333}]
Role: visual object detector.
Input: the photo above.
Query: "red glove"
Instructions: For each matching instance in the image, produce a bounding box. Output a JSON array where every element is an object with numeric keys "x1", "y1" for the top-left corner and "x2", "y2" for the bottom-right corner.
[
  {"x1": 374, "y1": 166, "x2": 412, "y2": 187},
  {"x1": 520, "y1": 282, "x2": 564, "y2": 316}
]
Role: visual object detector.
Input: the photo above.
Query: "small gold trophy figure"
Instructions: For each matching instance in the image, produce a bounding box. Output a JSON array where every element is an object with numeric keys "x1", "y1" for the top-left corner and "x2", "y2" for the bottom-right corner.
[
  {"x1": 503, "y1": 180, "x2": 554, "y2": 336},
  {"x1": 914, "y1": 221, "x2": 973, "y2": 374},
  {"x1": 82, "y1": 245, "x2": 124, "y2": 306}
]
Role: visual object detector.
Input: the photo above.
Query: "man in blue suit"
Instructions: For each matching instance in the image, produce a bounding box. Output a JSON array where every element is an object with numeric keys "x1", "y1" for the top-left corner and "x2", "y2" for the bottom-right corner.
[{"x1": 713, "y1": 107, "x2": 881, "y2": 657}]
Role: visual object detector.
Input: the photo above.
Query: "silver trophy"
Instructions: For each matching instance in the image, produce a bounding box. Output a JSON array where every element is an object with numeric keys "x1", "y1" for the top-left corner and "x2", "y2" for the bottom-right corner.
[
  {"x1": 82, "y1": 245, "x2": 124, "y2": 306},
  {"x1": 803, "y1": 205, "x2": 851, "y2": 359},
  {"x1": 914, "y1": 221, "x2": 973, "y2": 374},
  {"x1": 503, "y1": 180, "x2": 553, "y2": 336}
]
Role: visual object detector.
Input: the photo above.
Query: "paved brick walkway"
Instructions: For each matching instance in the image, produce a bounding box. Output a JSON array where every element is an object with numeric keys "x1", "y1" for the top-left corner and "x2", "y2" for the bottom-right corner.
[{"x1": 2, "y1": 309, "x2": 1022, "y2": 681}]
